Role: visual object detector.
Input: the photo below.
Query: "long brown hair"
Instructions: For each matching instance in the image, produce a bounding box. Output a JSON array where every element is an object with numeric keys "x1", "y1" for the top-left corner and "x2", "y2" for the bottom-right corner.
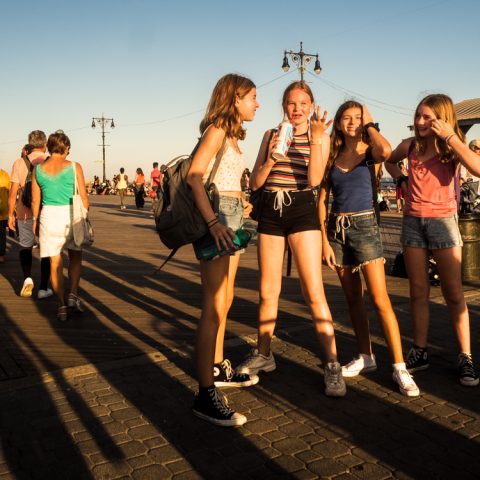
[
  {"x1": 323, "y1": 100, "x2": 365, "y2": 182},
  {"x1": 200, "y1": 74, "x2": 255, "y2": 140},
  {"x1": 414, "y1": 94, "x2": 465, "y2": 163}
]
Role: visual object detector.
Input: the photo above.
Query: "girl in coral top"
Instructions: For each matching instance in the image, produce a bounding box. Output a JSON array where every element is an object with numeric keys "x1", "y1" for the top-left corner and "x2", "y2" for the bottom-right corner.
[{"x1": 386, "y1": 94, "x2": 480, "y2": 387}]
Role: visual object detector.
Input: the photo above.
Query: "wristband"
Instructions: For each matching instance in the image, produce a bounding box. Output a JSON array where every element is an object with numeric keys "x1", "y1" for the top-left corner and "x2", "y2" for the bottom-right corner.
[
  {"x1": 444, "y1": 133, "x2": 456, "y2": 145},
  {"x1": 364, "y1": 122, "x2": 380, "y2": 134}
]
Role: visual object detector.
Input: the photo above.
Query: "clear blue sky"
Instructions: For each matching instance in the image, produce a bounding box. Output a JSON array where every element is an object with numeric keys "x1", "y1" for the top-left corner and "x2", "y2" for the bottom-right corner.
[{"x1": 1, "y1": 0, "x2": 479, "y2": 181}]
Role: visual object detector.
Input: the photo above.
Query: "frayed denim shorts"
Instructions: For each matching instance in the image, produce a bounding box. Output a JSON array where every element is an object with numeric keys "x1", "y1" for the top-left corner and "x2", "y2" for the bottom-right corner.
[
  {"x1": 401, "y1": 214, "x2": 463, "y2": 249},
  {"x1": 327, "y1": 210, "x2": 384, "y2": 271},
  {"x1": 193, "y1": 195, "x2": 245, "y2": 259}
]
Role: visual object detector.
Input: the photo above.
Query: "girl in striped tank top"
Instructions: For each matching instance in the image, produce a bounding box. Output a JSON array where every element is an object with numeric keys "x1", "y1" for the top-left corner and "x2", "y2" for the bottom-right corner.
[{"x1": 236, "y1": 81, "x2": 346, "y2": 397}]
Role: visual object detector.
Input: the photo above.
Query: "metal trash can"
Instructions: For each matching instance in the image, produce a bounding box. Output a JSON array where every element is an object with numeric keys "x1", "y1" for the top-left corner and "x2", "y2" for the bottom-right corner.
[{"x1": 458, "y1": 213, "x2": 480, "y2": 281}]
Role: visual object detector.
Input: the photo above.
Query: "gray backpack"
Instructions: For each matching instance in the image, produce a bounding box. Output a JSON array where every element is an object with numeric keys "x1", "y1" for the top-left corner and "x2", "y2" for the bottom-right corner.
[{"x1": 153, "y1": 137, "x2": 226, "y2": 270}]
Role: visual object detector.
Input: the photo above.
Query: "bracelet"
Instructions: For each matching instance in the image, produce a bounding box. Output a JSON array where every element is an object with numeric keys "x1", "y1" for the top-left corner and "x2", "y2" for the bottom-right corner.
[
  {"x1": 206, "y1": 217, "x2": 218, "y2": 227},
  {"x1": 32, "y1": 216, "x2": 37, "y2": 221},
  {"x1": 444, "y1": 133, "x2": 456, "y2": 144},
  {"x1": 364, "y1": 122, "x2": 380, "y2": 134},
  {"x1": 208, "y1": 219, "x2": 219, "y2": 229},
  {"x1": 310, "y1": 139, "x2": 323, "y2": 145}
]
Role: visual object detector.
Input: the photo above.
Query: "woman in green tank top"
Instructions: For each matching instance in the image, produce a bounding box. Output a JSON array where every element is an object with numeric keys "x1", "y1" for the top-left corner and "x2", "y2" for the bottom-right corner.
[{"x1": 31, "y1": 132, "x2": 89, "y2": 322}]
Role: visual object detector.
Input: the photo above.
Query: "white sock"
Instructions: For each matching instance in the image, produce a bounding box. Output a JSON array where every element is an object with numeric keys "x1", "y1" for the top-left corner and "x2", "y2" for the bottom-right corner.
[{"x1": 393, "y1": 362, "x2": 406, "y2": 371}]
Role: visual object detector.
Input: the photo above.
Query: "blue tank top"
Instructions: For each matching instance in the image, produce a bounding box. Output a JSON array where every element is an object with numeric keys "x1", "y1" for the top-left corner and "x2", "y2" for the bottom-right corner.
[{"x1": 330, "y1": 157, "x2": 374, "y2": 213}]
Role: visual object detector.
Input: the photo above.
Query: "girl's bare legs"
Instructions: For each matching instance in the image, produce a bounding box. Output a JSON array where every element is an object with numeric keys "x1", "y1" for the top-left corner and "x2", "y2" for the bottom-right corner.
[
  {"x1": 432, "y1": 247, "x2": 471, "y2": 354},
  {"x1": 196, "y1": 255, "x2": 230, "y2": 388},
  {"x1": 404, "y1": 247, "x2": 430, "y2": 347},
  {"x1": 214, "y1": 253, "x2": 241, "y2": 363},
  {"x1": 336, "y1": 267, "x2": 371, "y2": 355},
  {"x1": 49, "y1": 254, "x2": 65, "y2": 307},
  {"x1": 362, "y1": 260, "x2": 404, "y2": 363},
  {"x1": 257, "y1": 233, "x2": 286, "y2": 356},
  {"x1": 288, "y1": 230, "x2": 337, "y2": 363}
]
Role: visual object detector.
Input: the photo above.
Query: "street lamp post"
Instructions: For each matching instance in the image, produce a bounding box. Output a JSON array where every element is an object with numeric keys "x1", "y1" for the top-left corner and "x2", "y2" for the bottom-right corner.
[
  {"x1": 91, "y1": 114, "x2": 115, "y2": 183},
  {"x1": 282, "y1": 41, "x2": 322, "y2": 81}
]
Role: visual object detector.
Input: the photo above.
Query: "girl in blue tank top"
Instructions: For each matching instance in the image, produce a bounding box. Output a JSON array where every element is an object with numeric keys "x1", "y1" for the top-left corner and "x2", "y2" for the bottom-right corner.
[{"x1": 319, "y1": 100, "x2": 420, "y2": 397}]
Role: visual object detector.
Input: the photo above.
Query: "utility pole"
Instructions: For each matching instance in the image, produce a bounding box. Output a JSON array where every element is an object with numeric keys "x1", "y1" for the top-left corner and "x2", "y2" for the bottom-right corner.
[
  {"x1": 282, "y1": 41, "x2": 322, "y2": 81},
  {"x1": 91, "y1": 114, "x2": 115, "y2": 183}
]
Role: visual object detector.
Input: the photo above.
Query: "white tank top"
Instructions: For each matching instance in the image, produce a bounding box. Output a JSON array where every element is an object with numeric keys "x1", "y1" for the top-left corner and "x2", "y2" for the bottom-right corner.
[
  {"x1": 202, "y1": 143, "x2": 244, "y2": 192},
  {"x1": 117, "y1": 173, "x2": 127, "y2": 189}
]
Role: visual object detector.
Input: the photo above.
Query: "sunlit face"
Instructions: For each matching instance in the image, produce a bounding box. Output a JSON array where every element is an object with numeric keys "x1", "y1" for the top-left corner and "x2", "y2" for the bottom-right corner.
[
  {"x1": 338, "y1": 107, "x2": 363, "y2": 138},
  {"x1": 415, "y1": 105, "x2": 437, "y2": 137},
  {"x1": 285, "y1": 89, "x2": 313, "y2": 126},
  {"x1": 235, "y1": 88, "x2": 259, "y2": 122}
]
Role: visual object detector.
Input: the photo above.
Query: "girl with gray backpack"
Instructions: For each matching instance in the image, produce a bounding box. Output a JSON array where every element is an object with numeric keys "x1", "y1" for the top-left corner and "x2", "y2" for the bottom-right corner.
[{"x1": 186, "y1": 74, "x2": 259, "y2": 427}]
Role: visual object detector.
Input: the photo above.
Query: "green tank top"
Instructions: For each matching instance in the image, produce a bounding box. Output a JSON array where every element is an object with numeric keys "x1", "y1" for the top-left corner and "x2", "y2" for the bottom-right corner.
[{"x1": 36, "y1": 163, "x2": 75, "y2": 206}]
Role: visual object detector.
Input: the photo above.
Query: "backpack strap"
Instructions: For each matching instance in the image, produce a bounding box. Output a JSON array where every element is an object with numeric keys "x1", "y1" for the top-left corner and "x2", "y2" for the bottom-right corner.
[
  {"x1": 153, "y1": 248, "x2": 179, "y2": 274},
  {"x1": 205, "y1": 135, "x2": 227, "y2": 187}
]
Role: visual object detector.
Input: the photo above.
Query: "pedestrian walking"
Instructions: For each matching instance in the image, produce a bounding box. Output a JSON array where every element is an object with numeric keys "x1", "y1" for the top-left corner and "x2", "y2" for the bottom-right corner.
[
  {"x1": 386, "y1": 94, "x2": 480, "y2": 386},
  {"x1": 236, "y1": 81, "x2": 346, "y2": 397},
  {"x1": 319, "y1": 101, "x2": 419, "y2": 396},
  {"x1": 186, "y1": 73, "x2": 259, "y2": 427},
  {"x1": 31, "y1": 131, "x2": 89, "y2": 322},
  {"x1": 0, "y1": 166, "x2": 10, "y2": 263},
  {"x1": 7, "y1": 132, "x2": 52, "y2": 298},
  {"x1": 115, "y1": 168, "x2": 128, "y2": 209},
  {"x1": 133, "y1": 168, "x2": 145, "y2": 208}
]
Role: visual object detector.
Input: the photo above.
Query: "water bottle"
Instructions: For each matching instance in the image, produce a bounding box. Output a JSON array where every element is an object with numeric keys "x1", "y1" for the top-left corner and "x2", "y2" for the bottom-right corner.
[
  {"x1": 196, "y1": 227, "x2": 252, "y2": 261},
  {"x1": 272, "y1": 116, "x2": 293, "y2": 161}
]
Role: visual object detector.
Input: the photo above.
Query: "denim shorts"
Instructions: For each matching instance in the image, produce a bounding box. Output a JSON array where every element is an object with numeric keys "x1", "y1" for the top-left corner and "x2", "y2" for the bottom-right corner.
[
  {"x1": 193, "y1": 195, "x2": 245, "y2": 259},
  {"x1": 257, "y1": 188, "x2": 320, "y2": 237},
  {"x1": 327, "y1": 211, "x2": 383, "y2": 271},
  {"x1": 401, "y1": 214, "x2": 463, "y2": 249}
]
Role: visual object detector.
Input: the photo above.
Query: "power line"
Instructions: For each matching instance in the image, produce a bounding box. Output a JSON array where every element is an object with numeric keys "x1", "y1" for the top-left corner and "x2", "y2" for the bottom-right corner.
[{"x1": 307, "y1": 71, "x2": 413, "y2": 117}]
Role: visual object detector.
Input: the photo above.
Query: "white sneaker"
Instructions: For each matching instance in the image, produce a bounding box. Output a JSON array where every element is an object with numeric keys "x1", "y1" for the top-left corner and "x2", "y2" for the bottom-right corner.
[
  {"x1": 393, "y1": 369, "x2": 420, "y2": 397},
  {"x1": 324, "y1": 362, "x2": 347, "y2": 397},
  {"x1": 342, "y1": 353, "x2": 377, "y2": 377},
  {"x1": 37, "y1": 288, "x2": 53, "y2": 300},
  {"x1": 20, "y1": 277, "x2": 34, "y2": 297},
  {"x1": 236, "y1": 348, "x2": 276, "y2": 375}
]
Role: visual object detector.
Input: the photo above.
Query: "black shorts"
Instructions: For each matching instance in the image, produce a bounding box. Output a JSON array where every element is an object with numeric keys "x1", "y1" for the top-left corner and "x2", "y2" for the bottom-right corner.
[{"x1": 257, "y1": 188, "x2": 320, "y2": 237}]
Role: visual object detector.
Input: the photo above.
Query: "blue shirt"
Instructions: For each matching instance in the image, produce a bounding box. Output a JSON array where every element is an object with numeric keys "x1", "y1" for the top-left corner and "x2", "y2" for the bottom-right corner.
[{"x1": 330, "y1": 158, "x2": 374, "y2": 213}]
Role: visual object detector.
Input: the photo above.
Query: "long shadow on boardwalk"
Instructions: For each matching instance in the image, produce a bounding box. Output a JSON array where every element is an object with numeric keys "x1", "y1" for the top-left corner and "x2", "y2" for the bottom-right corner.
[{"x1": 19, "y1": 247, "x2": 295, "y2": 478}]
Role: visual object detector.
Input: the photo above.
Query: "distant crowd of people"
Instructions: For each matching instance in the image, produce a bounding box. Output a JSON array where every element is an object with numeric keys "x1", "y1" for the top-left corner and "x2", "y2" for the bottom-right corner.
[{"x1": 1, "y1": 75, "x2": 480, "y2": 429}]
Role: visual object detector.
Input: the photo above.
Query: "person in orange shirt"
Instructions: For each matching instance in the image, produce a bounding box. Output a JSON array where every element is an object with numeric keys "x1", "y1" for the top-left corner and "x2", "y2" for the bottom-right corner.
[
  {"x1": 0, "y1": 166, "x2": 10, "y2": 263},
  {"x1": 133, "y1": 168, "x2": 145, "y2": 208}
]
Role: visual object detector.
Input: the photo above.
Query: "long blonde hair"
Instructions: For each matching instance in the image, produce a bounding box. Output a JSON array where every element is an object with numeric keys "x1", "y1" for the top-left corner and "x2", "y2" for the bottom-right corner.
[
  {"x1": 200, "y1": 74, "x2": 255, "y2": 140},
  {"x1": 414, "y1": 94, "x2": 465, "y2": 163}
]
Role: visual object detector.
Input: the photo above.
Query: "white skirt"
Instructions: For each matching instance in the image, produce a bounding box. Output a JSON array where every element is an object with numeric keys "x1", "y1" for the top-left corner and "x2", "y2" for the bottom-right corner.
[{"x1": 39, "y1": 205, "x2": 81, "y2": 258}]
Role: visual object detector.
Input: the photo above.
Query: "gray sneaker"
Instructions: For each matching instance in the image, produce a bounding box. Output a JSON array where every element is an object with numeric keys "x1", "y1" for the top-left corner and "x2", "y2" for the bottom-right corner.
[
  {"x1": 235, "y1": 348, "x2": 276, "y2": 375},
  {"x1": 324, "y1": 362, "x2": 346, "y2": 397}
]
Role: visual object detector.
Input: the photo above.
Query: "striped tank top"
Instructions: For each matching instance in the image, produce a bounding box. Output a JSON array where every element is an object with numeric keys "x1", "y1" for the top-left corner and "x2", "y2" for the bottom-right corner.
[{"x1": 265, "y1": 132, "x2": 310, "y2": 190}]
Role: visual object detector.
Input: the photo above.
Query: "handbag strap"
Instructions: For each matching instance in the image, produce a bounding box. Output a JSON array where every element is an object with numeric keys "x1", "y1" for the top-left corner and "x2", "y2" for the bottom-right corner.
[
  {"x1": 365, "y1": 151, "x2": 381, "y2": 225},
  {"x1": 72, "y1": 162, "x2": 79, "y2": 195}
]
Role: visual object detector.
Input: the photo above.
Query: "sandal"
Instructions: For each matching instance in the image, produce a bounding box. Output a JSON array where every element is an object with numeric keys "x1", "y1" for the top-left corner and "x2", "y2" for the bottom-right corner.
[
  {"x1": 57, "y1": 306, "x2": 68, "y2": 322},
  {"x1": 67, "y1": 293, "x2": 84, "y2": 313}
]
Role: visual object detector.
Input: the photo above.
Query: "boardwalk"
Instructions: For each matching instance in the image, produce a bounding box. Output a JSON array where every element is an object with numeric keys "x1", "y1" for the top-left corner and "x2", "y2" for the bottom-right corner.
[{"x1": 0, "y1": 196, "x2": 479, "y2": 479}]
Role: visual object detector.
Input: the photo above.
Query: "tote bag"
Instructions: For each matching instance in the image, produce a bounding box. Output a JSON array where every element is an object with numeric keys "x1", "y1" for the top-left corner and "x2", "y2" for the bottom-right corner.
[{"x1": 72, "y1": 162, "x2": 94, "y2": 247}]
